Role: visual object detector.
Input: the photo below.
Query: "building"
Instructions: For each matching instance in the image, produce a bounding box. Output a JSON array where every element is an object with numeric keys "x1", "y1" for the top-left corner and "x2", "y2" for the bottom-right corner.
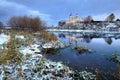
[
  {"x1": 58, "y1": 13, "x2": 84, "y2": 26},
  {"x1": 66, "y1": 13, "x2": 83, "y2": 24}
]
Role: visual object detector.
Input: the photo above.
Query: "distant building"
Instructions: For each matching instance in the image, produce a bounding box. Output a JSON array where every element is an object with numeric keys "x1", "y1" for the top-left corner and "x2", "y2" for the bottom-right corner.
[
  {"x1": 67, "y1": 13, "x2": 84, "y2": 24},
  {"x1": 58, "y1": 13, "x2": 84, "y2": 26}
]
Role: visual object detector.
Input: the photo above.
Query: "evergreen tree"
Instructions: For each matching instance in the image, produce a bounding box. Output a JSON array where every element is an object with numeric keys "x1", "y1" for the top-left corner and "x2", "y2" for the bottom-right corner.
[{"x1": 106, "y1": 13, "x2": 115, "y2": 21}]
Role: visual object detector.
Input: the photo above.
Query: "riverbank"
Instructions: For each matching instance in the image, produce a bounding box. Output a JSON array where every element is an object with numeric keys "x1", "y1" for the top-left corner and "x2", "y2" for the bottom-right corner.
[
  {"x1": 46, "y1": 29, "x2": 120, "y2": 34},
  {"x1": 0, "y1": 32, "x2": 97, "y2": 80}
]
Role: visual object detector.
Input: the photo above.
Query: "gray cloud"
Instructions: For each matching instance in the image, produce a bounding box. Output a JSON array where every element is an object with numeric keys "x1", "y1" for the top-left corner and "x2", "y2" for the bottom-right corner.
[
  {"x1": 0, "y1": 0, "x2": 120, "y2": 25},
  {"x1": 0, "y1": 0, "x2": 53, "y2": 25}
]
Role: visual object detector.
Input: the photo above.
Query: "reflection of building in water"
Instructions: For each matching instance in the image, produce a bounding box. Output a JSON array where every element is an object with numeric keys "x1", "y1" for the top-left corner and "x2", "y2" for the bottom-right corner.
[
  {"x1": 104, "y1": 38, "x2": 112, "y2": 45},
  {"x1": 69, "y1": 35, "x2": 92, "y2": 43},
  {"x1": 79, "y1": 37, "x2": 92, "y2": 43}
]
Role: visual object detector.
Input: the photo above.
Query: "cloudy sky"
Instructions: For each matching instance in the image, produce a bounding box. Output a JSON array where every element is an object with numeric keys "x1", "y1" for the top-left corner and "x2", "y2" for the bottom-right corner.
[{"x1": 0, "y1": 0, "x2": 120, "y2": 26}]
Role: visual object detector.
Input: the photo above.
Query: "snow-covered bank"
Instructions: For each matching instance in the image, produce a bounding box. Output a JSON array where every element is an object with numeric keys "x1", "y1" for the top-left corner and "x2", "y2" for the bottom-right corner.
[
  {"x1": 42, "y1": 40, "x2": 65, "y2": 49},
  {"x1": 19, "y1": 44, "x2": 41, "y2": 56},
  {"x1": 0, "y1": 53, "x2": 73, "y2": 80},
  {"x1": 0, "y1": 33, "x2": 97, "y2": 80},
  {"x1": 0, "y1": 33, "x2": 73, "y2": 80}
]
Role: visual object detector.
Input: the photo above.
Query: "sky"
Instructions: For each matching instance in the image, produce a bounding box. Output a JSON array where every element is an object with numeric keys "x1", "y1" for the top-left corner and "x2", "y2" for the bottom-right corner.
[{"x1": 0, "y1": 0, "x2": 120, "y2": 26}]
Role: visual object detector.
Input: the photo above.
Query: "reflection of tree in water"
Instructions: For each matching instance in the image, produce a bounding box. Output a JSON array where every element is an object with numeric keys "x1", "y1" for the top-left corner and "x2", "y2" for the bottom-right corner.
[
  {"x1": 84, "y1": 38, "x2": 92, "y2": 43},
  {"x1": 104, "y1": 38, "x2": 113, "y2": 45},
  {"x1": 58, "y1": 33, "x2": 66, "y2": 38}
]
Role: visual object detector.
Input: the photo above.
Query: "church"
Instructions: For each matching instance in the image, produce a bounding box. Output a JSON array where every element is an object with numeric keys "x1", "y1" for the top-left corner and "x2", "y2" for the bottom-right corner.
[
  {"x1": 58, "y1": 13, "x2": 84, "y2": 26},
  {"x1": 66, "y1": 13, "x2": 84, "y2": 24}
]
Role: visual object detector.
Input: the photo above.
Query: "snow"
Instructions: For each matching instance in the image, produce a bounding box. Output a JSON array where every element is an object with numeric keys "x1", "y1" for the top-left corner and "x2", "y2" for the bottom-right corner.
[
  {"x1": 106, "y1": 23, "x2": 116, "y2": 28},
  {"x1": 0, "y1": 34, "x2": 10, "y2": 44},
  {"x1": 19, "y1": 44, "x2": 41, "y2": 55},
  {"x1": 42, "y1": 40, "x2": 65, "y2": 49},
  {"x1": 42, "y1": 43, "x2": 53, "y2": 48},
  {"x1": 15, "y1": 35, "x2": 25, "y2": 39}
]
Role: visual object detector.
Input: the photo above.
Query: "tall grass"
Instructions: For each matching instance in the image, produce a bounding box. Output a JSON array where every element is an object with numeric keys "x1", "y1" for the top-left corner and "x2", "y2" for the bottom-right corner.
[
  {"x1": 0, "y1": 32, "x2": 23, "y2": 64},
  {"x1": 115, "y1": 63, "x2": 120, "y2": 79},
  {"x1": 37, "y1": 31, "x2": 57, "y2": 42},
  {"x1": 13, "y1": 30, "x2": 34, "y2": 46}
]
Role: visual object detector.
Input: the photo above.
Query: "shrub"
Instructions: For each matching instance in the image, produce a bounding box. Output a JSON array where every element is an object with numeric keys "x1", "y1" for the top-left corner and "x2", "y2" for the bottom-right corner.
[{"x1": 8, "y1": 16, "x2": 46, "y2": 32}]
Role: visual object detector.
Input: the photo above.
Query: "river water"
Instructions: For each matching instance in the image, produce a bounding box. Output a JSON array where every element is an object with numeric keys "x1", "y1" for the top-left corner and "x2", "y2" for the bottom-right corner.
[{"x1": 44, "y1": 32, "x2": 120, "y2": 80}]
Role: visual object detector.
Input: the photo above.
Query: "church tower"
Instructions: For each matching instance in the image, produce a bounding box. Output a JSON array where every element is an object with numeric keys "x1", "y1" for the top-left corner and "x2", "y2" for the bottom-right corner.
[
  {"x1": 75, "y1": 13, "x2": 79, "y2": 19},
  {"x1": 75, "y1": 13, "x2": 80, "y2": 22},
  {"x1": 69, "y1": 13, "x2": 73, "y2": 23}
]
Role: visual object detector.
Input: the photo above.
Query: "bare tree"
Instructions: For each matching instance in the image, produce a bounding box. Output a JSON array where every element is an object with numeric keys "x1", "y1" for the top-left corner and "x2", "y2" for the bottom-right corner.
[
  {"x1": 84, "y1": 16, "x2": 93, "y2": 22},
  {"x1": 8, "y1": 16, "x2": 46, "y2": 32},
  {"x1": 58, "y1": 21, "x2": 66, "y2": 26},
  {"x1": 0, "y1": 21, "x2": 3, "y2": 28}
]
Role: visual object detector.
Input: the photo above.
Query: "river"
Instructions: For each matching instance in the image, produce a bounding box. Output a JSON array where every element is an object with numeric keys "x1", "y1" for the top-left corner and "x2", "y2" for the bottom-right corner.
[{"x1": 44, "y1": 32, "x2": 120, "y2": 80}]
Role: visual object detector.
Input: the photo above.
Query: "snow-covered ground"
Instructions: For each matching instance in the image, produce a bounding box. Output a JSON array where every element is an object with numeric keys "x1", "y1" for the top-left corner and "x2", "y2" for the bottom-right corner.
[
  {"x1": 19, "y1": 44, "x2": 41, "y2": 56},
  {"x1": 0, "y1": 34, "x2": 74, "y2": 80},
  {"x1": 0, "y1": 33, "x2": 96, "y2": 80},
  {"x1": 42, "y1": 40, "x2": 65, "y2": 49},
  {"x1": 0, "y1": 34, "x2": 10, "y2": 44}
]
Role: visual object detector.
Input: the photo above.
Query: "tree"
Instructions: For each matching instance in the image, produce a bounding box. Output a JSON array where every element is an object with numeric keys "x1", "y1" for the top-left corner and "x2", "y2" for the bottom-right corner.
[
  {"x1": 0, "y1": 21, "x2": 3, "y2": 28},
  {"x1": 8, "y1": 16, "x2": 46, "y2": 32},
  {"x1": 106, "y1": 13, "x2": 115, "y2": 21},
  {"x1": 58, "y1": 21, "x2": 66, "y2": 26},
  {"x1": 116, "y1": 19, "x2": 120, "y2": 21},
  {"x1": 8, "y1": 16, "x2": 21, "y2": 29},
  {"x1": 84, "y1": 16, "x2": 93, "y2": 22},
  {"x1": 30, "y1": 17, "x2": 46, "y2": 31}
]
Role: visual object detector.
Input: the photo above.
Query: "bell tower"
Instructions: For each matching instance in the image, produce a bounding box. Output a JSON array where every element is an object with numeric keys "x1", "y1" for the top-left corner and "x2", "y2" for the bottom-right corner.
[{"x1": 69, "y1": 13, "x2": 73, "y2": 23}]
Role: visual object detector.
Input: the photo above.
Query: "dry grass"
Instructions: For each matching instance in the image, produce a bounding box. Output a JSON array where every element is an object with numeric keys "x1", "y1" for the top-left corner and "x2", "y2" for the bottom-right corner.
[
  {"x1": 13, "y1": 30, "x2": 34, "y2": 46},
  {"x1": 37, "y1": 31, "x2": 57, "y2": 42},
  {"x1": 0, "y1": 32, "x2": 23, "y2": 64}
]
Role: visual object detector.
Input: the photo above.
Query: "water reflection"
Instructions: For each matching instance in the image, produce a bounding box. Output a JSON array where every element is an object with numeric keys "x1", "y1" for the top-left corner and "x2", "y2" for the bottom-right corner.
[
  {"x1": 58, "y1": 33, "x2": 116, "y2": 45},
  {"x1": 66, "y1": 35, "x2": 92, "y2": 44},
  {"x1": 104, "y1": 38, "x2": 113, "y2": 45},
  {"x1": 83, "y1": 38, "x2": 92, "y2": 43},
  {"x1": 45, "y1": 32, "x2": 120, "y2": 80},
  {"x1": 58, "y1": 33, "x2": 66, "y2": 38}
]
